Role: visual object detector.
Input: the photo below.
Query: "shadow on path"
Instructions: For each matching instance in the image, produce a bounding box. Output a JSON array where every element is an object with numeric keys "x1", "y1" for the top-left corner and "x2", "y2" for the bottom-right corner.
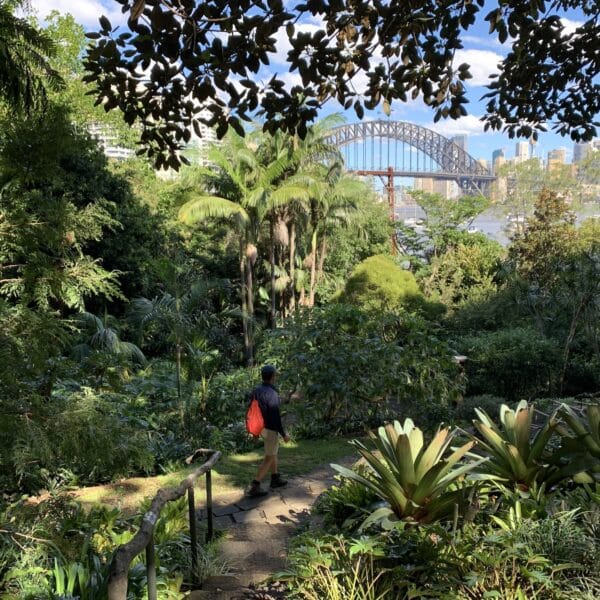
[{"x1": 192, "y1": 454, "x2": 357, "y2": 596}]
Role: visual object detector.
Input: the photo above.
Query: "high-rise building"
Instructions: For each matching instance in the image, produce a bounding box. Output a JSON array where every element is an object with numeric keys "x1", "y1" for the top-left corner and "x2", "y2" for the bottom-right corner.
[
  {"x1": 413, "y1": 177, "x2": 435, "y2": 194},
  {"x1": 477, "y1": 158, "x2": 489, "y2": 172},
  {"x1": 87, "y1": 122, "x2": 135, "y2": 161},
  {"x1": 574, "y1": 142, "x2": 591, "y2": 163},
  {"x1": 413, "y1": 177, "x2": 459, "y2": 199},
  {"x1": 492, "y1": 150, "x2": 506, "y2": 175},
  {"x1": 574, "y1": 140, "x2": 600, "y2": 163},
  {"x1": 515, "y1": 141, "x2": 530, "y2": 163},
  {"x1": 547, "y1": 148, "x2": 567, "y2": 171},
  {"x1": 186, "y1": 108, "x2": 218, "y2": 167},
  {"x1": 450, "y1": 134, "x2": 468, "y2": 152}
]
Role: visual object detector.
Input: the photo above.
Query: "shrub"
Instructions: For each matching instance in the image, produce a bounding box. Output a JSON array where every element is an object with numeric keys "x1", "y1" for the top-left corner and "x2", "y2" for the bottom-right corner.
[
  {"x1": 283, "y1": 534, "x2": 393, "y2": 600},
  {"x1": 314, "y1": 466, "x2": 379, "y2": 530},
  {"x1": 261, "y1": 305, "x2": 461, "y2": 433},
  {"x1": 202, "y1": 367, "x2": 257, "y2": 427},
  {"x1": 563, "y1": 354, "x2": 600, "y2": 396},
  {"x1": 423, "y1": 237, "x2": 506, "y2": 308},
  {"x1": 0, "y1": 493, "x2": 195, "y2": 599},
  {"x1": 335, "y1": 254, "x2": 443, "y2": 317},
  {"x1": 472, "y1": 400, "x2": 598, "y2": 492},
  {"x1": 452, "y1": 394, "x2": 506, "y2": 423},
  {"x1": 458, "y1": 327, "x2": 561, "y2": 400},
  {"x1": 11, "y1": 389, "x2": 154, "y2": 492}
]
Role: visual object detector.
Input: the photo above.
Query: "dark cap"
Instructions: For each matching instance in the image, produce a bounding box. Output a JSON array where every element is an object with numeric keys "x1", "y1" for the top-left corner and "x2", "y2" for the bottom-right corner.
[{"x1": 261, "y1": 364, "x2": 278, "y2": 380}]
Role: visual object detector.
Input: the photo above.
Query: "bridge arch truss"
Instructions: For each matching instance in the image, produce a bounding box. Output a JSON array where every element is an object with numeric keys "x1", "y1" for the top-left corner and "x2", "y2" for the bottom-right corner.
[{"x1": 324, "y1": 120, "x2": 495, "y2": 194}]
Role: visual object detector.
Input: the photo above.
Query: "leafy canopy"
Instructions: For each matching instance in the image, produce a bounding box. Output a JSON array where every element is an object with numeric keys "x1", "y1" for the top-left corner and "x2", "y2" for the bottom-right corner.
[{"x1": 83, "y1": 0, "x2": 600, "y2": 168}]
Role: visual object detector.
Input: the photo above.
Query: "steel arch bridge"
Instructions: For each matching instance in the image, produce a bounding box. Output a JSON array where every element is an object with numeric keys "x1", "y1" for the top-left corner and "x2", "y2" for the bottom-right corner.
[{"x1": 324, "y1": 120, "x2": 496, "y2": 197}]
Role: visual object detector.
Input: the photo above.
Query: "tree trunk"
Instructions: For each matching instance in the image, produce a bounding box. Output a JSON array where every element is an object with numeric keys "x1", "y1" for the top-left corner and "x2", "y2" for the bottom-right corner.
[
  {"x1": 308, "y1": 229, "x2": 318, "y2": 307},
  {"x1": 245, "y1": 242, "x2": 255, "y2": 365},
  {"x1": 176, "y1": 342, "x2": 183, "y2": 422},
  {"x1": 269, "y1": 218, "x2": 276, "y2": 329},
  {"x1": 289, "y1": 221, "x2": 296, "y2": 313},
  {"x1": 559, "y1": 296, "x2": 589, "y2": 392},
  {"x1": 239, "y1": 239, "x2": 252, "y2": 365},
  {"x1": 317, "y1": 234, "x2": 327, "y2": 283},
  {"x1": 299, "y1": 287, "x2": 306, "y2": 306}
]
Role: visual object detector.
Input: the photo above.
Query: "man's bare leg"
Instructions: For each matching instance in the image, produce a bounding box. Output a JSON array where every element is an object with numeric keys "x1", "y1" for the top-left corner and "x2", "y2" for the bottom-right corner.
[{"x1": 254, "y1": 456, "x2": 275, "y2": 482}]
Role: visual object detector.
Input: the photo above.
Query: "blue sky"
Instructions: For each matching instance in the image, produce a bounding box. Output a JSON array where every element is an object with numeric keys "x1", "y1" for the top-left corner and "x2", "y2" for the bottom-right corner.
[{"x1": 32, "y1": 0, "x2": 596, "y2": 164}]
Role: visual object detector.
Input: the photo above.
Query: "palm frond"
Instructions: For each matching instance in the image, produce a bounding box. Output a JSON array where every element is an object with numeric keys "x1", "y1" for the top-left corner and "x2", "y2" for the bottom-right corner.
[
  {"x1": 179, "y1": 195, "x2": 249, "y2": 226},
  {"x1": 268, "y1": 185, "x2": 310, "y2": 210},
  {"x1": 74, "y1": 311, "x2": 103, "y2": 332}
]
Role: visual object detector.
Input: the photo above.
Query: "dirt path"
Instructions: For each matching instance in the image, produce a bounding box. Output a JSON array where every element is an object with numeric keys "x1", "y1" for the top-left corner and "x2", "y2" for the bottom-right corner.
[{"x1": 189, "y1": 455, "x2": 357, "y2": 599}]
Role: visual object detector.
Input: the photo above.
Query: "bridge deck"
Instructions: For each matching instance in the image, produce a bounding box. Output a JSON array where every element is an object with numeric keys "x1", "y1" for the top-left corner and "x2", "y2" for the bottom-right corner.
[{"x1": 352, "y1": 169, "x2": 496, "y2": 181}]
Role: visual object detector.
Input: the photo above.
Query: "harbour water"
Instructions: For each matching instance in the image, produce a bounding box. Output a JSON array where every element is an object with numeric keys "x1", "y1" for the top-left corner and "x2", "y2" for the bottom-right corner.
[{"x1": 394, "y1": 203, "x2": 600, "y2": 247}]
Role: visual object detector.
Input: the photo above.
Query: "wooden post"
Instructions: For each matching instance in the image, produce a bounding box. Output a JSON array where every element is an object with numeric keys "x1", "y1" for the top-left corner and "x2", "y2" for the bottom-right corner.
[
  {"x1": 188, "y1": 485, "x2": 199, "y2": 585},
  {"x1": 146, "y1": 534, "x2": 157, "y2": 600},
  {"x1": 107, "y1": 450, "x2": 222, "y2": 600},
  {"x1": 206, "y1": 470, "x2": 214, "y2": 542}
]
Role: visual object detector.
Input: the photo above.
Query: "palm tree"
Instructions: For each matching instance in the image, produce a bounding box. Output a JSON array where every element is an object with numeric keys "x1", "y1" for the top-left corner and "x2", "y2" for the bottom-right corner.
[
  {"x1": 178, "y1": 135, "x2": 256, "y2": 361},
  {"x1": 0, "y1": 3, "x2": 64, "y2": 113},
  {"x1": 179, "y1": 131, "x2": 310, "y2": 353},
  {"x1": 72, "y1": 311, "x2": 145, "y2": 387},
  {"x1": 293, "y1": 163, "x2": 367, "y2": 306},
  {"x1": 257, "y1": 116, "x2": 344, "y2": 316},
  {"x1": 129, "y1": 279, "x2": 227, "y2": 416}
]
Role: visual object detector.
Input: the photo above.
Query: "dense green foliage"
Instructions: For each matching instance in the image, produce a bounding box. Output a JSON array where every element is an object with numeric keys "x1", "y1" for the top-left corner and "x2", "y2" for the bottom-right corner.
[
  {"x1": 1, "y1": 6, "x2": 599, "y2": 599},
  {"x1": 336, "y1": 255, "x2": 439, "y2": 316},
  {"x1": 261, "y1": 305, "x2": 461, "y2": 435},
  {"x1": 0, "y1": 494, "x2": 218, "y2": 598},
  {"x1": 458, "y1": 327, "x2": 561, "y2": 400},
  {"x1": 284, "y1": 400, "x2": 600, "y2": 598},
  {"x1": 0, "y1": 1, "x2": 63, "y2": 114}
]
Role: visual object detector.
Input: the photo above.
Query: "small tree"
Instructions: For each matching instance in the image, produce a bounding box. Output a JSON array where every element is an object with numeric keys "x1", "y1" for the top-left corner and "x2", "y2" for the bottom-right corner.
[
  {"x1": 72, "y1": 311, "x2": 145, "y2": 387},
  {"x1": 130, "y1": 278, "x2": 228, "y2": 421},
  {"x1": 509, "y1": 189, "x2": 577, "y2": 334},
  {"x1": 336, "y1": 255, "x2": 435, "y2": 315}
]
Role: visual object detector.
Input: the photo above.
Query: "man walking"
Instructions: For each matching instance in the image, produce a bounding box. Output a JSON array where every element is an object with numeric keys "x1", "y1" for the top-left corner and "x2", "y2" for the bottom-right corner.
[{"x1": 246, "y1": 365, "x2": 290, "y2": 497}]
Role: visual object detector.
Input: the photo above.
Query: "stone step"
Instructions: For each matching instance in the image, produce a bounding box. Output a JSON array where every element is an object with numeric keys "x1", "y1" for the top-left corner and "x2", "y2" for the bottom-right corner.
[
  {"x1": 203, "y1": 575, "x2": 244, "y2": 591},
  {"x1": 186, "y1": 576, "x2": 251, "y2": 600},
  {"x1": 186, "y1": 591, "x2": 248, "y2": 600}
]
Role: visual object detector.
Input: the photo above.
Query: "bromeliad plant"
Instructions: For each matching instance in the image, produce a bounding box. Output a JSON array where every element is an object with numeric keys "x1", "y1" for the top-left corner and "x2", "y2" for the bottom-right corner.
[
  {"x1": 333, "y1": 419, "x2": 484, "y2": 525},
  {"x1": 471, "y1": 400, "x2": 592, "y2": 491},
  {"x1": 555, "y1": 403, "x2": 600, "y2": 483},
  {"x1": 559, "y1": 403, "x2": 600, "y2": 460}
]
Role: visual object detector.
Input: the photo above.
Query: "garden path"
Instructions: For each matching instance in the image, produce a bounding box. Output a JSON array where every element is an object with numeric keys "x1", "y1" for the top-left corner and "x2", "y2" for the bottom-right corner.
[{"x1": 189, "y1": 455, "x2": 357, "y2": 600}]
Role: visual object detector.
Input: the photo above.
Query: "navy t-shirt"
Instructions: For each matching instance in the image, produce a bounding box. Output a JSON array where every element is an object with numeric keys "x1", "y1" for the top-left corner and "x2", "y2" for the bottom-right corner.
[{"x1": 253, "y1": 383, "x2": 286, "y2": 437}]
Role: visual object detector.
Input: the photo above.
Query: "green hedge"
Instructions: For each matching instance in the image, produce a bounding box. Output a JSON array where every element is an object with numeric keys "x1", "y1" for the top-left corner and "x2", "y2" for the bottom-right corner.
[{"x1": 458, "y1": 327, "x2": 561, "y2": 400}]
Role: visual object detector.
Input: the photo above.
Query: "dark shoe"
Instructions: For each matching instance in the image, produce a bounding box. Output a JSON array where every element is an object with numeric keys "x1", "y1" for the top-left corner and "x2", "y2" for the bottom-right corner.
[
  {"x1": 270, "y1": 473, "x2": 288, "y2": 488},
  {"x1": 245, "y1": 481, "x2": 268, "y2": 498}
]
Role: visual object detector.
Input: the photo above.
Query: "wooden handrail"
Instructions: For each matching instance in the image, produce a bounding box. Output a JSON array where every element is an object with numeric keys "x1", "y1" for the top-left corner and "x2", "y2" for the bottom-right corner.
[{"x1": 107, "y1": 448, "x2": 222, "y2": 600}]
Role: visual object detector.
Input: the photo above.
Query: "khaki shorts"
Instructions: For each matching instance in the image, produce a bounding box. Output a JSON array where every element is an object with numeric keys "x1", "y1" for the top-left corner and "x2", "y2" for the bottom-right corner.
[{"x1": 261, "y1": 428, "x2": 279, "y2": 456}]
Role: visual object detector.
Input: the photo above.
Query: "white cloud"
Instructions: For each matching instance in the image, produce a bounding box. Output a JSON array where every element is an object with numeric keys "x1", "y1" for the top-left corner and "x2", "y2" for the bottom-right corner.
[
  {"x1": 270, "y1": 22, "x2": 323, "y2": 66},
  {"x1": 462, "y1": 35, "x2": 508, "y2": 50},
  {"x1": 276, "y1": 70, "x2": 303, "y2": 88},
  {"x1": 30, "y1": 0, "x2": 127, "y2": 28},
  {"x1": 427, "y1": 114, "x2": 486, "y2": 137},
  {"x1": 560, "y1": 17, "x2": 584, "y2": 36},
  {"x1": 454, "y1": 49, "x2": 502, "y2": 87}
]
